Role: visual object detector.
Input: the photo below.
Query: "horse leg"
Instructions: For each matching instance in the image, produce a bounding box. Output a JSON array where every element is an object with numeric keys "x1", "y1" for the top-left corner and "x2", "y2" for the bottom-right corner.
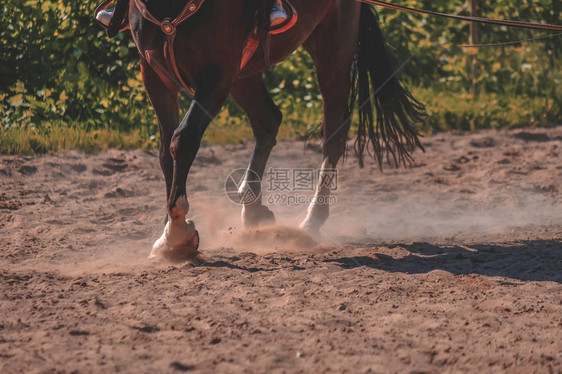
[
  {"x1": 141, "y1": 62, "x2": 180, "y2": 203},
  {"x1": 299, "y1": 5, "x2": 361, "y2": 238},
  {"x1": 230, "y1": 74, "x2": 282, "y2": 227},
  {"x1": 150, "y1": 65, "x2": 232, "y2": 262}
]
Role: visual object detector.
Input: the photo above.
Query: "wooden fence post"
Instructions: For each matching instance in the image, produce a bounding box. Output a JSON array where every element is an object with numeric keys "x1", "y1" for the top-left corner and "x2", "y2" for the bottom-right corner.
[{"x1": 469, "y1": 0, "x2": 480, "y2": 98}]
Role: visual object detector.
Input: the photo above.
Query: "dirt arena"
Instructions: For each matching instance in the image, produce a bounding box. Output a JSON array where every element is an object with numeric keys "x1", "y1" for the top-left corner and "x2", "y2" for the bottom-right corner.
[{"x1": 1, "y1": 127, "x2": 561, "y2": 373}]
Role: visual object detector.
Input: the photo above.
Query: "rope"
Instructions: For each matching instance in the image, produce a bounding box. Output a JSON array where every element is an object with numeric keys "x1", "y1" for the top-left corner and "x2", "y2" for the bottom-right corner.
[
  {"x1": 358, "y1": 0, "x2": 562, "y2": 31},
  {"x1": 460, "y1": 32, "x2": 562, "y2": 48}
]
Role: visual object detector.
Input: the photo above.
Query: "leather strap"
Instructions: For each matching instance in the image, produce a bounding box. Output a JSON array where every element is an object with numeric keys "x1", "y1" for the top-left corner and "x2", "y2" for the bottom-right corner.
[
  {"x1": 241, "y1": 32, "x2": 260, "y2": 70},
  {"x1": 133, "y1": 0, "x2": 206, "y2": 95},
  {"x1": 132, "y1": 0, "x2": 299, "y2": 94},
  {"x1": 133, "y1": 0, "x2": 206, "y2": 29}
]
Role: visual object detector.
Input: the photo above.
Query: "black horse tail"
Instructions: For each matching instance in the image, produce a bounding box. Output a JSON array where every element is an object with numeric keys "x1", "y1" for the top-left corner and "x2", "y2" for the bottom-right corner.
[{"x1": 351, "y1": 4, "x2": 426, "y2": 168}]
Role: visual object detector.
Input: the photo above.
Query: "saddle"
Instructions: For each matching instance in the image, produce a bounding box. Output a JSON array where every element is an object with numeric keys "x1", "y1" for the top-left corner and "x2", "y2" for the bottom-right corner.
[{"x1": 95, "y1": 0, "x2": 298, "y2": 94}]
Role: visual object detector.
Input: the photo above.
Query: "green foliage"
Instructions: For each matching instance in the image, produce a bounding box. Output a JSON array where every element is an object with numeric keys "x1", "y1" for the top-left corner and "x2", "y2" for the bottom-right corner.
[
  {"x1": 0, "y1": 0, "x2": 560, "y2": 154},
  {"x1": 1, "y1": 0, "x2": 154, "y2": 132},
  {"x1": 414, "y1": 88, "x2": 559, "y2": 132},
  {"x1": 378, "y1": 0, "x2": 561, "y2": 94}
]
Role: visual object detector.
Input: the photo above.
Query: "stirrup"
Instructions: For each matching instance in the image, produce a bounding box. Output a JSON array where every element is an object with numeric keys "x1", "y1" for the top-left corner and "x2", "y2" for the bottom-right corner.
[
  {"x1": 270, "y1": 6, "x2": 288, "y2": 27},
  {"x1": 269, "y1": 0, "x2": 298, "y2": 35},
  {"x1": 96, "y1": 8, "x2": 114, "y2": 27}
]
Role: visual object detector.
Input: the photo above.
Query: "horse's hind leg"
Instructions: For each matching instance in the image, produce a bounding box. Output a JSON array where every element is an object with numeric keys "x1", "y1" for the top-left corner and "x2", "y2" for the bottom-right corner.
[
  {"x1": 230, "y1": 73, "x2": 282, "y2": 227},
  {"x1": 300, "y1": 5, "x2": 361, "y2": 238}
]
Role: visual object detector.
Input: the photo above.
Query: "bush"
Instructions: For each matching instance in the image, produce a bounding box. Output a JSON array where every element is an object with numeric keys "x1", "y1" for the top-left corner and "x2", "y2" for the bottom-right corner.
[
  {"x1": 1, "y1": 0, "x2": 152, "y2": 131},
  {"x1": 1, "y1": 0, "x2": 560, "y2": 154}
]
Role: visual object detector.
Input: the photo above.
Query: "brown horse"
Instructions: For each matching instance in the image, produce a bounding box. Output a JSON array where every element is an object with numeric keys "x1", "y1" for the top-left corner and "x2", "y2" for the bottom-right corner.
[{"x1": 119, "y1": 0, "x2": 425, "y2": 261}]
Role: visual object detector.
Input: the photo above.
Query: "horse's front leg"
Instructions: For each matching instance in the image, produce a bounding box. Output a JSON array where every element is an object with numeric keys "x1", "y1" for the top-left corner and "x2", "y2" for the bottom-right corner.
[
  {"x1": 150, "y1": 65, "x2": 231, "y2": 262},
  {"x1": 141, "y1": 62, "x2": 180, "y2": 203}
]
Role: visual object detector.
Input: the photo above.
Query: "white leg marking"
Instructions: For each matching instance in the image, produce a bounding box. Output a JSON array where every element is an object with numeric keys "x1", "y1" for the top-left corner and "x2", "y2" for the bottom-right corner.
[
  {"x1": 300, "y1": 159, "x2": 333, "y2": 236},
  {"x1": 150, "y1": 195, "x2": 198, "y2": 260}
]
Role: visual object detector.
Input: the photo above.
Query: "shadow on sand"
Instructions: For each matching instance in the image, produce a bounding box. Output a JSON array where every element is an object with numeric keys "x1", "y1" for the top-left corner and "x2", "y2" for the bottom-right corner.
[{"x1": 327, "y1": 239, "x2": 562, "y2": 283}]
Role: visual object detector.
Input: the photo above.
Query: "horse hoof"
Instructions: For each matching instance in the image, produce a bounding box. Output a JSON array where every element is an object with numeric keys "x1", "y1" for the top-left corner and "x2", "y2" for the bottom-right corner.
[
  {"x1": 242, "y1": 205, "x2": 276, "y2": 227},
  {"x1": 299, "y1": 220, "x2": 321, "y2": 241},
  {"x1": 150, "y1": 220, "x2": 201, "y2": 263},
  {"x1": 190, "y1": 252, "x2": 207, "y2": 266}
]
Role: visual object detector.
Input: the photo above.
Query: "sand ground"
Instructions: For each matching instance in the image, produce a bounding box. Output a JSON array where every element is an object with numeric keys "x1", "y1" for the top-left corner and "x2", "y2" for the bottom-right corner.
[{"x1": 1, "y1": 127, "x2": 561, "y2": 373}]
